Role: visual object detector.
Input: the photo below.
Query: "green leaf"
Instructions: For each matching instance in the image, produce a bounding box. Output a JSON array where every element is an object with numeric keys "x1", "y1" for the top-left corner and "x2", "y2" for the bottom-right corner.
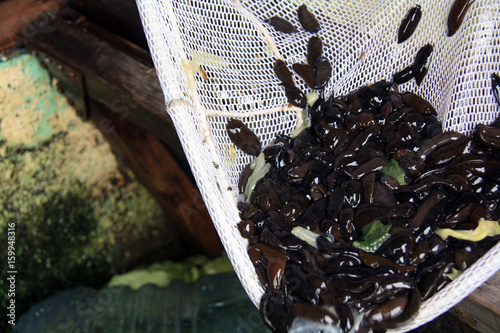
[
  {"x1": 353, "y1": 220, "x2": 391, "y2": 252},
  {"x1": 380, "y1": 158, "x2": 408, "y2": 186}
]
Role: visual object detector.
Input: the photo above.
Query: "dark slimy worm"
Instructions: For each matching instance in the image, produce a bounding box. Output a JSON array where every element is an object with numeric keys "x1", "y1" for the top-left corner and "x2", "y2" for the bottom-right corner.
[
  {"x1": 265, "y1": 16, "x2": 297, "y2": 33},
  {"x1": 398, "y1": 5, "x2": 422, "y2": 44},
  {"x1": 226, "y1": 118, "x2": 261, "y2": 156},
  {"x1": 447, "y1": 0, "x2": 475, "y2": 37},
  {"x1": 297, "y1": 4, "x2": 321, "y2": 33}
]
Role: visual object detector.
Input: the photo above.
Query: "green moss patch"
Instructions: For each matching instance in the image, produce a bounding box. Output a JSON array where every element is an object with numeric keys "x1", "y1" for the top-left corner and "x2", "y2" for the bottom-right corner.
[{"x1": 0, "y1": 51, "x2": 186, "y2": 333}]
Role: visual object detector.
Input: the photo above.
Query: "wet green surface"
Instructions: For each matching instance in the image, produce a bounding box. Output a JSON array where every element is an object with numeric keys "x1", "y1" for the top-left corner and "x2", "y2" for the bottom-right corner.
[{"x1": 14, "y1": 272, "x2": 269, "y2": 333}]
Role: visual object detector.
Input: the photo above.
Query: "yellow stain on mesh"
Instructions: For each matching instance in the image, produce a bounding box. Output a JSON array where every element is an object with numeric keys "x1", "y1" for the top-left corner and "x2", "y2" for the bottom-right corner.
[{"x1": 223, "y1": 144, "x2": 238, "y2": 169}]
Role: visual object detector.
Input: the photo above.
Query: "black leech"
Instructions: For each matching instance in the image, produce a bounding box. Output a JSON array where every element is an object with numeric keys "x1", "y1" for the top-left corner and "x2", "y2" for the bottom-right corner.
[
  {"x1": 226, "y1": 118, "x2": 261, "y2": 156},
  {"x1": 447, "y1": 0, "x2": 476, "y2": 37},
  {"x1": 413, "y1": 44, "x2": 433, "y2": 86},
  {"x1": 398, "y1": 5, "x2": 422, "y2": 43},
  {"x1": 297, "y1": 4, "x2": 321, "y2": 33},
  {"x1": 265, "y1": 16, "x2": 297, "y2": 34}
]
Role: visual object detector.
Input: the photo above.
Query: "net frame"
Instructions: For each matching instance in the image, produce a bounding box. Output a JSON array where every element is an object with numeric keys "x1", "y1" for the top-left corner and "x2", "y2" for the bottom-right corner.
[{"x1": 136, "y1": 0, "x2": 500, "y2": 331}]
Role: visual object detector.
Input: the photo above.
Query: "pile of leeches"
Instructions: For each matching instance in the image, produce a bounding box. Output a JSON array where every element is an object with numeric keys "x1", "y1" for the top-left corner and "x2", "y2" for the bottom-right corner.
[
  {"x1": 235, "y1": 80, "x2": 500, "y2": 332},
  {"x1": 228, "y1": 3, "x2": 500, "y2": 333}
]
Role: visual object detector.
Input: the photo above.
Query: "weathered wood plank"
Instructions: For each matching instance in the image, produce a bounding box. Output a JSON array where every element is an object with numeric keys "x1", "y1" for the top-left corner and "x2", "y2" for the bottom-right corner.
[
  {"x1": 24, "y1": 9, "x2": 188, "y2": 165},
  {"x1": 76, "y1": 17, "x2": 153, "y2": 66},
  {"x1": 0, "y1": 0, "x2": 63, "y2": 50},
  {"x1": 88, "y1": 99, "x2": 223, "y2": 257},
  {"x1": 25, "y1": 18, "x2": 164, "y2": 117},
  {"x1": 451, "y1": 271, "x2": 500, "y2": 333},
  {"x1": 469, "y1": 271, "x2": 500, "y2": 318},
  {"x1": 68, "y1": 0, "x2": 148, "y2": 50}
]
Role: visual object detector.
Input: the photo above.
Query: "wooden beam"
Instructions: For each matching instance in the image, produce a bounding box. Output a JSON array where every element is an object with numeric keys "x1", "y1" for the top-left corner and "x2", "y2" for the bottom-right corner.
[
  {"x1": 22, "y1": 9, "x2": 188, "y2": 162},
  {"x1": 0, "y1": 0, "x2": 64, "y2": 50},
  {"x1": 89, "y1": 99, "x2": 223, "y2": 257},
  {"x1": 452, "y1": 271, "x2": 500, "y2": 333},
  {"x1": 23, "y1": 10, "x2": 163, "y2": 114},
  {"x1": 68, "y1": 0, "x2": 149, "y2": 50}
]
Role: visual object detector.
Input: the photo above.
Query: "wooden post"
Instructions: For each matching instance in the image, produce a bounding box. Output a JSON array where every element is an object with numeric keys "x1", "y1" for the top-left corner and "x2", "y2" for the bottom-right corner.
[{"x1": 89, "y1": 100, "x2": 223, "y2": 256}]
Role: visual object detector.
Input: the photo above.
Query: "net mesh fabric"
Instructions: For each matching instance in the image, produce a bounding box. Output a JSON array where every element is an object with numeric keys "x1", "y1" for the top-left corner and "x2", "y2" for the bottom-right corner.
[{"x1": 136, "y1": 0, "x2": 500, "y2": 331}]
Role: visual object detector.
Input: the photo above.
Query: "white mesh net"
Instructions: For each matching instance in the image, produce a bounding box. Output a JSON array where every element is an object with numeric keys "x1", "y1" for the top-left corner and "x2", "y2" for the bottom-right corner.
[{"x1": 136, "y1": 0, "x2": 500, "y2": 331}]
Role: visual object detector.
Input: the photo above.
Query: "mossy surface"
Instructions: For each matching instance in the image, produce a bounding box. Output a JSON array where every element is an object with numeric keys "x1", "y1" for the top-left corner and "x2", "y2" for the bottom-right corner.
[
  {"x1": 0, "y1": 53, "x2": 70, "y2": 148},
  {"x1": 0, "y1": 51, "x2": 185, "y2": 332}
]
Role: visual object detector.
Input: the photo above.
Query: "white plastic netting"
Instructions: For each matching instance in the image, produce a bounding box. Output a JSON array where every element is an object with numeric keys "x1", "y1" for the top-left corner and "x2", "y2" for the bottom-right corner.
[{"x1": 136, "y1": 0, "x2": 500, "y2": 331}]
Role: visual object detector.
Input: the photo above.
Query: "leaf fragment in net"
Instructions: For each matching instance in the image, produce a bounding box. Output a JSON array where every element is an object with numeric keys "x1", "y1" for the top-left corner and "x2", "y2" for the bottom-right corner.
[
  {"x1": 436, "y1": 220, "x2": 500, "y2": 241},
  {"x1": 380, "y1": 158, "x2": 408, "y2": 186},
  {"x1": 353, "y1": 220, "x2": 392, "y2": 252}
]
